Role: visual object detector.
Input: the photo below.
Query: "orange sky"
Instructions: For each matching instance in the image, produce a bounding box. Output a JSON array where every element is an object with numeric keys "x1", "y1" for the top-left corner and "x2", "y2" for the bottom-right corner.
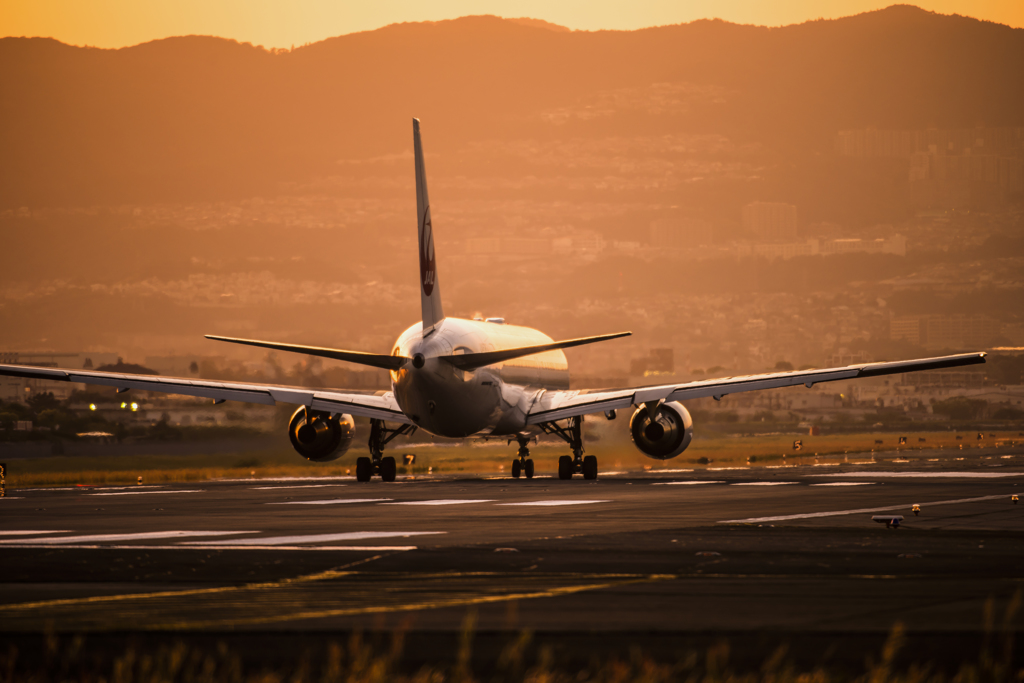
[{"x1": 2, "y1": 0, "x2": 1021, "y2": 49}]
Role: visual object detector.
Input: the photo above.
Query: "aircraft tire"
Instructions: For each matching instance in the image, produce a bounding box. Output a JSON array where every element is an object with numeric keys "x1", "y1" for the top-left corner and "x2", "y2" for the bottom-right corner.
[
  {"x1": 511, "y1": 460, "x2": 521, "y2": 478},
  {"x1": 557, "y1": 455, "x2": 573, "y2": 480},
  {"x1": 582, "y1": 455, "x2": 598, "y2": 480},
  {"x1": 380, "y1": 456, "x2": 397, "y2": 482},
  {"x1": 524, "y1": 459, "x2": 535, "y2": 479},
  {"x1": 356, "y1": 457, "x2": 372, "y2": 482}
]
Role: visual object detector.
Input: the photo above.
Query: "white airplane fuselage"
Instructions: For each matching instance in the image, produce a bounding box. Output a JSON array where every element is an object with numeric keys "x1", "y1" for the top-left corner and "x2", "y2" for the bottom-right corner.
[{"x1": 390, "y1": 317, "x2": 569, "y2": 438}]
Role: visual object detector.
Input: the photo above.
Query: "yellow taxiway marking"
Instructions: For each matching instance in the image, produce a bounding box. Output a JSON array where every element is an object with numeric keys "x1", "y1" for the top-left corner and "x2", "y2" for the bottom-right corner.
[
  {"x1": 151, "y1": 574, "x2": 675, "y2": 630},
  {"x1": 0, "y1": 555, "x2": 382, "y2": 612}
]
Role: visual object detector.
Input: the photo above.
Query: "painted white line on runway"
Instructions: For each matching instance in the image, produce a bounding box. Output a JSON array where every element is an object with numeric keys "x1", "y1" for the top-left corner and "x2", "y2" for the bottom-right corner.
[
  {"x1": 719, "y1": 493, "x2": 1018, "y2": 524},
  {"x1": 92, "y1": 486, "x2": 164, "y2": 491},
  {"x1": 88, "y1": 490, "x2": 203, "y2": 496},
  {"x1": 811, "y1": 482, "x2": 874, "y2": 487},
  {"x1": 482, "y1": 476, "x2": 553, "y2": 480},
  {"x1": 731, "y1": 482, "x2": 797, "y2": 486},
  {"x1": 268, "y1": 498, "x2": 392, "y2": 505},
  {"x1": 600, "y1": 471, "x2": 627, "y2": 476},
  {"x1": 658, "y1": 469, "x2": 695, "y2": 473},
  {"x1": 0, "y1": 530, "x2": 71, "y2": 536},
  {"x1": 252, "y1": 484, "x2": 347, "y2": 490},
  {"x1": 381, "y1": 500, "x2": 495, "y2": 506},
  {"x1": 0, "y1": 530, "x2": 257, "y2": 545},
  {"x1": 216, "y1": 476, "x2": 355, "y2": 483},
  {"x1": 811, "y1": 471, "x2": 1024, "y2": 479},
  {"x1": 183, "y1": 531, "x2": 444, "y2": 546},
  {"x1": 0, "y1": 497, "x2": 24, "y2": 499},
  {"x1": 497, "y1": 500, "x2": 610, "y2": 507},
  {"x1": 0, "y1": 544, "x2": 418, "y2": 552},
  {"x1": 652, "y1": 481, "x2": 724, "y2": 486},
  {"x1": 708, "y1": 467, "x2": 749, "y2": 471}
]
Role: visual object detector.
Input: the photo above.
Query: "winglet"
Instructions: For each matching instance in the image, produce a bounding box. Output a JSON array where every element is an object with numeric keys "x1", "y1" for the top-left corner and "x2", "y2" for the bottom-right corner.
[{"x1": 414, "y1": 118, "x2": 445, "y2": 337}]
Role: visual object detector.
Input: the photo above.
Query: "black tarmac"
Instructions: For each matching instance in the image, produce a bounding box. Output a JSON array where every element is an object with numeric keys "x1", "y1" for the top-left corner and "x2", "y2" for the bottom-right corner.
[{"x1": 2, "y1": 454, "x2": 1023, "y2": 671}]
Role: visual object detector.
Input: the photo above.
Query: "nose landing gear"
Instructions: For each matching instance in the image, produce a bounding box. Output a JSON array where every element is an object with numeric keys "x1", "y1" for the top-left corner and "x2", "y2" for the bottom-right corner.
[
  {"x1": 357, "y1": 419, "x2": 416, "y2": 482},
  {"x1": 543, "y1": 416, "x2": 597, "y2": 480},
  {"x1": 510, "y1": 434, "x2": 535, "y2": 479}
]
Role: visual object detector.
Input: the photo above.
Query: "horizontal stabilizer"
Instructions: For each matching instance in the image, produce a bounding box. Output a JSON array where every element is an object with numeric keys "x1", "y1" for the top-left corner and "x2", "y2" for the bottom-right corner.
[
  {"x1": 442, "y1": 332, "x2": 631, "y2": 371},
  {"x1": 206, "y1": 335, "x2": 409, "y2": 371}
]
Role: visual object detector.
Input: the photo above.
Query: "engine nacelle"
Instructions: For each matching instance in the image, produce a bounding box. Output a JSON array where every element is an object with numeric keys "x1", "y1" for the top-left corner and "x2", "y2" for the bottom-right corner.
[
  {"x1": 288, "y1": 407, "x2": 355, "y2": 462},
  {"x1": 629, "y1": 401, "x2": 693, "y2": 460}
]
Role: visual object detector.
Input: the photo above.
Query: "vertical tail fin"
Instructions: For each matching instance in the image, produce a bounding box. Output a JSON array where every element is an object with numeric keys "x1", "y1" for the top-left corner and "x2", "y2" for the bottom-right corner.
[{"x1": 414, "y1": 118, "x2": 445, "y2": 337}]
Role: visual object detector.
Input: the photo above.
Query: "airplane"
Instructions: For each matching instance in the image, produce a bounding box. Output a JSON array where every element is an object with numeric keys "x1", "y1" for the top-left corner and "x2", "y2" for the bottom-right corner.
[{"x1": 0, "y1": 119, "x2": 986, "y2": 482}]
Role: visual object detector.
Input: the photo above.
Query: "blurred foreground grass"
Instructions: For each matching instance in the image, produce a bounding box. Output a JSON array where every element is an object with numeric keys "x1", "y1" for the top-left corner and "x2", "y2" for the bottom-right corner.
[
  {"x1": 3, "y1": 428, "x2": 1020, "y2": 488},
  {"x1": 2, "y1": 597, "x2": 1022, "y2": 683}
]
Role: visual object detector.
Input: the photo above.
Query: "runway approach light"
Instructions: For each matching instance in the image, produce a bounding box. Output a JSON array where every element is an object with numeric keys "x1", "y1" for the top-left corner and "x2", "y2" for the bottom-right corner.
[
  {"x1": 872, "y1": 515, "x2": 904, "y2": 529},
  {"x1": 120, "y1": 402, "x2": 127, "y2": 409},
  {"x1": 1013, "y1": 495, "x2": 1019, "y2": 504},
  {"x1": 137, "y1": 476, "x2": 143, "y2": 485},
  {"x1": 89, "y1": 404, "x2": 96, "y2": 411},
  {"x1": 912, "y1": 504, "x2": 921, "y2": 516},
  {"x1": 130, "y1": 402, "x2": 139, "y2": 412}
]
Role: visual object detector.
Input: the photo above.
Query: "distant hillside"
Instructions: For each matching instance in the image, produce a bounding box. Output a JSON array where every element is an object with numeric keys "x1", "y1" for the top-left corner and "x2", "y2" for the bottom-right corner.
[{"x1": 0, "y1": 5, "x2": 1022, "y2": 208}]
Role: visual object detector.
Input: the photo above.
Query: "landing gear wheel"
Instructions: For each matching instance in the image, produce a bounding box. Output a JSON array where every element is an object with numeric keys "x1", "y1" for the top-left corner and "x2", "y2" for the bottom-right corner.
[
  {"x1": 380, "y1": 456, "x2": 397, "y2": 482},
  {"x1": 582, "y1": 455, "x2": 598, "y2": 480},
  {"x1": 355, "y1": 457, "x2": 372, "y2": 482},
  {"x1": 524, "y1": 459, "x2": 535, "y2": 479},
  {"x1": 511, "y1": 460, "x2": 522, "y2": 479},
  {"x1": 558, "y1": 455, "x2": 574, "y2": 480}
]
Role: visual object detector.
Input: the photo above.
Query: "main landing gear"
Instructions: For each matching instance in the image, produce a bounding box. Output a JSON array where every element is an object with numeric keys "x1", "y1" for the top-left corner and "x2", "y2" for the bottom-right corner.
[
  {"x1": 540, "y1": 416, "x2": 598, "y2": 481},
  {"x1": 356, "y1": 419, "x2": 416, "y2": 482},
  {"x1": 510, "y1": 434, "x2": 535, "y2": 479}
]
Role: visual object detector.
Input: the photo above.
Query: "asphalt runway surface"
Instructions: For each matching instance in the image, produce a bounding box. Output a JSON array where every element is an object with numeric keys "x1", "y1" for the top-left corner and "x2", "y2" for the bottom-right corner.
[{"x1": 2, "y1": 453, "x2": 1023, "y2": 671}]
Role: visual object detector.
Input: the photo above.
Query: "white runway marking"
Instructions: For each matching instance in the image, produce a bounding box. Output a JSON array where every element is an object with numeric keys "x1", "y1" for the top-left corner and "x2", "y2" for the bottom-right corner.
[
  {"x1": 811, "y1": 471, "x2": 1024, "y2": 479},
  {"x1": 658, "y1": 469, "x2": 695, "y2": 473},
  {"x1": 719, "y1": 493, "x2": 1018, "y2": 524},
  {"x1": 88, "y1": 490, "x2": 203, "y2": 496},
  {"x1": 381, "y1": 499, "x2": 495, "y2": 506},
  {"x1": 216, "y1": 476, "x2": 354, "y2": 483},
  {"x1": 497, "y1": 500, "x2": 609, "y2": 507},
  {"x1": 0, "y1": 530, "x2": 71, "y2": 536},
  {"x1": 252, "y1": 484, "x2": 347, "y2": 490},
  {"x1": 652, "y1": 481, "x2": 724, "y2": 486},
  {"x1": 811, "y1": 482, "x2": 874, "y2": 487},
  {"x1": 708, "y1": 467, "x2": 749, "y2": 471},
  {"x1": 731, "y1": 482, "x2": 797, "y2": 486},
  {"x1": 183, "y1": 531, "x2": 444, "y2": 546},
  {"x1": 92, "y1": 486, "x2": 164, "y2": 491},
  {"x1": 0, "y1": 544, "x2": 419, "y2": 552},
  {"x1": 268, "y1": 498, "x2": 392, "y2": 505},
  {"x1": 0, "y1": 530, "x2": 256, "y2": 545}
]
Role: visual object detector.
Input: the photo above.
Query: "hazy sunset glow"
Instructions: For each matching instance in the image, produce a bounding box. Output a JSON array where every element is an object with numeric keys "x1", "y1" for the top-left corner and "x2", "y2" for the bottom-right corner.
[{"x1": 2, "y1": 0, "x2": 1022, "y2": 49}]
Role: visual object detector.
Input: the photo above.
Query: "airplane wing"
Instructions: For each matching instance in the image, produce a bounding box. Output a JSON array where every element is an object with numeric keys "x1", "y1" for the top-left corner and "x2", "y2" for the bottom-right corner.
[
  {"x1": 525, "y1": 352, "x2": 986, "y2": 424},
  {"x1": 0, "y1": 364, "x2": 411, "y2": 424}
]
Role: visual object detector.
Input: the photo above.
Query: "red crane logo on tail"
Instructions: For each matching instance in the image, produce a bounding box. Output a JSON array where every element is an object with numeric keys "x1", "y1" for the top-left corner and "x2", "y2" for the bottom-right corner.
[{"x1": 420, "y1": 206, "x2": 436, "y2": 296}]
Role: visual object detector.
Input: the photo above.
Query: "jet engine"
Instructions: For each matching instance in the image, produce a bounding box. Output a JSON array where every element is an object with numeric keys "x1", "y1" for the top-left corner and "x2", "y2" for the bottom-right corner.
[
  {"x1": 288, "y1": 407, "x2": 355, "y2": 462},
  {"x1": 629, "y1": 401, "x2": 693, "y2": 460}
]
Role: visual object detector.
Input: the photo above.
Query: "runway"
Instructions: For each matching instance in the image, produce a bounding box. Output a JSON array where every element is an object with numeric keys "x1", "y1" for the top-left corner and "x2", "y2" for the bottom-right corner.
[{"x1": 2, "y1": 456, "x2": 1023, "y2": 670}]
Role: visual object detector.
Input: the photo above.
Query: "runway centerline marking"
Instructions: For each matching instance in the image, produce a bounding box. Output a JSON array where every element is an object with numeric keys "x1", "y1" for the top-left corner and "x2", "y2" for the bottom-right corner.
[
  {"x1": 652, "y1": 481, "x2": 724, "y2": 486},
  {"x1": 87, "y1": 490, "x2": 203, "y2": 496},
  {"x1": 0, "y1": 530, "x2": 71, "y2": 536},
  {"x1": 811, "y1": 482, "x2": 875, "y2": 487},
  {"x1": 182, "y1": 531, "x2": 445, "y2": 546},
  {"x1": 719, "y1": 493, "x2": 1019, "y2": 524},
  {"x1": 268, "y1": 498, "x2": 392, "y2": 505},
  {"x1": 0, "y1": 530, "x2": 257, "y2": 545},
  {"x1": 381, "y1": 500, "x2": 496, "y2": 506},
  {"x1": 497, "y1": 500, "x2": 610, "y2": 507},
  {"x1": 731, "y1": 482, "x2": 797, "y2": 486}
]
